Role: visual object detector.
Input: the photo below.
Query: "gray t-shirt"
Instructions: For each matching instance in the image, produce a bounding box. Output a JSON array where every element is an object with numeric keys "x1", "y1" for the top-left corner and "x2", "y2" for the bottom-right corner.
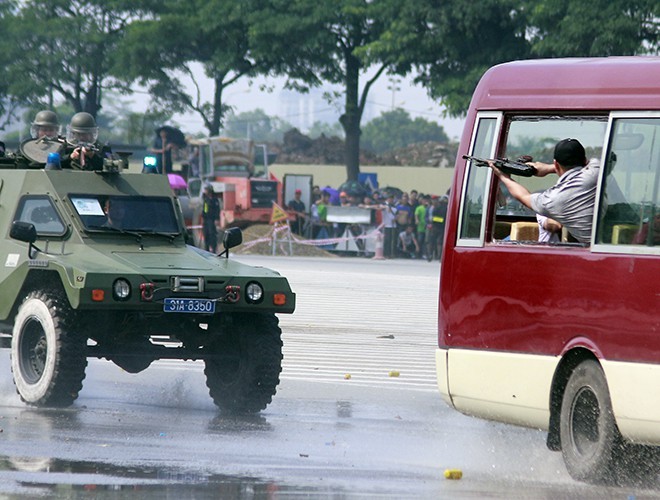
[{"x1": 530, "y1": 160, "x2": 600, "y2": 244}]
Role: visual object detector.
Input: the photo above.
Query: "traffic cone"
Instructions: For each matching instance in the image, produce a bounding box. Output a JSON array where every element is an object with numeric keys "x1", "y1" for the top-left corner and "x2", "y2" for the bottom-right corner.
[{"x1": 373, "y1": 230, "x2": 385, "y2": 260}]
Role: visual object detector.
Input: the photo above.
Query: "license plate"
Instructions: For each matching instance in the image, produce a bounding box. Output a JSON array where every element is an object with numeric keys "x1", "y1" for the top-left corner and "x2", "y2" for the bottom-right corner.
[{"x1": 163, "y1": 298, "x2": 216, "y2": 314}]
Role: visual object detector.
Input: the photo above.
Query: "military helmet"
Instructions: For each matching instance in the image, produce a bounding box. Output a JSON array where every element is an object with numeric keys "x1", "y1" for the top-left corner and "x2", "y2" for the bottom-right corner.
[
  {"x1": 33, "y1": 110, "x2": 60, "y2": 127},
  {"x1": 30, "y1": 110, "x2": 60, "y2": 139},
  {"x1": 66, "y1": 112, "x2": 99, "y2": 145}
]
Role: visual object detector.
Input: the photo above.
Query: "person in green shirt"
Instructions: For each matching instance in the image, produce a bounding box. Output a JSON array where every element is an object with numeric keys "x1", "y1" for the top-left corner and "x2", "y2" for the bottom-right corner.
[
  {"x1": 414, "y1": 196, "x2": 429, "y2": 259},
  {"x1": 313, "y1": 189, "x2": 331, "y2": 238}
]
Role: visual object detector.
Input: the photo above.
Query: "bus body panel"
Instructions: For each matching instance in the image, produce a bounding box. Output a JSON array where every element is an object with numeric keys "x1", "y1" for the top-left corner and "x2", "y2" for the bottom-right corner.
[
  {"x1": 446, "y1": 348, "x2": 557, "y2": 430},
  {"x1": 470, "y1": 57, "x2": 660, "y2": 113},
  {"x1": 602, "y1": 360, "x2": 660, "y2": 443},
  {"x1": 436, "y1": 350, "x2": 660, "y2": 443},
  {"x1": 443, "y1": 246, "x2": 659, "y2": 361}
]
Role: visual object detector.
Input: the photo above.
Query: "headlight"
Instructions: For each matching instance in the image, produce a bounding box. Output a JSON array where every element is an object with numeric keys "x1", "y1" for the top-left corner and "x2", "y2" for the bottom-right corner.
[
  {"x1": 113, "y1": 278, "x2": 131, "y2": 301},
  {"x1": 245, "y1": 282, "x2": 263, "y2": 304}
]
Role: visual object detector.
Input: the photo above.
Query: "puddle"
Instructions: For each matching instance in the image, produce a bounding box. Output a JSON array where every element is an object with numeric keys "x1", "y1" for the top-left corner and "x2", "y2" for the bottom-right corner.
[{"x1": 0, "y1": 455, "x2": 324, "y2": 498}]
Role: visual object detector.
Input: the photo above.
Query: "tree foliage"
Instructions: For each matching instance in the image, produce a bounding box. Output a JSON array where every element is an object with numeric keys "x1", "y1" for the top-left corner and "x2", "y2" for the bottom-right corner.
[
  {"x1": 372, "y1": 0, "x2": 530, "y2": 117},
  {"x1": 524, "y1": 0, "x2": 658, "y2": 57},
  {"x1": 362, "y1": 109, "x2": 448, "y2": 154},
  {"x1": 249, "y1": 0, "x2": 407, "y2": 180},
  {"x1": 387, "y1": 0, "x2": 657, "y2": 117},
  {"x1": 116, "y1": 0, "x2": 267, "y2": 136},
  {"x1": 0, "y1": 0, "x2": 145, "y2": 119}
]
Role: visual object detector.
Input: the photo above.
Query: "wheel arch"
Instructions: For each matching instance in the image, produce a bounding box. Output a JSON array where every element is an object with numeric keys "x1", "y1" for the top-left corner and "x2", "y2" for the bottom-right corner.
[
  {"x1": 547, "y1": 346, "x2": 602, "y2": 451},
  {"x1": 8, "y1": 270, "x2": 71, "y2": 324}
]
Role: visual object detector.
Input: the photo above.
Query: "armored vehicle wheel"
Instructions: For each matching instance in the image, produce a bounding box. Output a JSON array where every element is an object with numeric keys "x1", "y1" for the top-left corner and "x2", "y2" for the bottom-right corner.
[
  {"x1": 10, "y1": 291, "x2": 87, "y2": 407},
  {"x1": 204, "y1": 313, "x2": 282, "y2": 414}
]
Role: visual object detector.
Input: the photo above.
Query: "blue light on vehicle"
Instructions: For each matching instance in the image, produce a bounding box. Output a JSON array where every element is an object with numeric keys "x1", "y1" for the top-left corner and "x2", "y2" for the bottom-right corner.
[{"x1": 143, "y1": 155, "x2": 158, "y2": 167}]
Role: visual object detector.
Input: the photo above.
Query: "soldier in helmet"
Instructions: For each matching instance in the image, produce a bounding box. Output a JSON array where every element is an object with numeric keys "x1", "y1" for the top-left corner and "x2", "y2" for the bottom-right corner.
[
  {"x1": 30, "y1": 110, "x2": 61, "y2": 140},
  {"x1": 15, "y1": 110, "x2": 65, "y2": 168},
  {"x1": 61, "y1": 112, "x2": 111, "y2": 171}
]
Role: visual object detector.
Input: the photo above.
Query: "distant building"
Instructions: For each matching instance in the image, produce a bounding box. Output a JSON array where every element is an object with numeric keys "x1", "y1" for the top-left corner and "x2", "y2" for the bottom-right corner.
[{"x1": 278, "y1": 87, "x2": 377, "y2": 132}]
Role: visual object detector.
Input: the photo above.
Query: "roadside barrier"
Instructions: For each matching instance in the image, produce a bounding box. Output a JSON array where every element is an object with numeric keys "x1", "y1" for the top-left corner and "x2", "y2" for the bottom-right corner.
[{"x1": 241, "y1": 224, "x2": 385, "y2": 252}]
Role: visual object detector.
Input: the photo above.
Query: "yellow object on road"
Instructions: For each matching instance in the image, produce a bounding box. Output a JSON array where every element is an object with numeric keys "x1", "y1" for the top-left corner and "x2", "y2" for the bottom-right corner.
[{"x1": 444, "y1": 469, "x2": 463, "y2": 480}]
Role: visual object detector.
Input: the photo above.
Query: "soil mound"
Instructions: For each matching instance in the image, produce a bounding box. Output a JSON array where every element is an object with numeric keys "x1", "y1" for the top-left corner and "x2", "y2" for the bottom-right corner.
[{"x1": 235, "y1": 224, "x2": 337, "y2": 257}]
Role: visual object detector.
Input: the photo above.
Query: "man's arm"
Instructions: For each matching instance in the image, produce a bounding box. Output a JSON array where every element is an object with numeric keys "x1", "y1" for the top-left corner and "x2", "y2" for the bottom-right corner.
[
  {"x1": 542, "y1": 217, "x2": 562, "y2": 233},
  {"x1": 531, "y1": 161, "x2": 556, "y2": 177},
  {"x1": 488, "y1": 164, "x2": 533, "y2": 209}
]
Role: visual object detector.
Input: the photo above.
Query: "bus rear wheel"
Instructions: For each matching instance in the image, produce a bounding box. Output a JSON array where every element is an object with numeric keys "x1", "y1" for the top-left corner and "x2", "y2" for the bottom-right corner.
[{"x1": 559, "y1": 359, "x2": 619, "y2": 483}]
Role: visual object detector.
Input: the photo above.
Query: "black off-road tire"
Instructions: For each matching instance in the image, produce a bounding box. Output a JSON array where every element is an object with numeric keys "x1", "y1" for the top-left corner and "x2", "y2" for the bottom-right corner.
[
  {"x1": 204, "y1": 313, "x2": 282, "y2": 414},
  {"x1": 10, "y1": 290, "x2": 87, "y2": 407},
  {"x1": 560, "y1": 359, "x2": 620, "y2": 483}
]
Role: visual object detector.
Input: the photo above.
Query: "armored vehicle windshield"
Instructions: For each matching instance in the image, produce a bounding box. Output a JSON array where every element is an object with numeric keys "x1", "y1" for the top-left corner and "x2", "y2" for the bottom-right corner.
[{"x1": 70, "y1": 195, "x2": 180, "y2": 233}]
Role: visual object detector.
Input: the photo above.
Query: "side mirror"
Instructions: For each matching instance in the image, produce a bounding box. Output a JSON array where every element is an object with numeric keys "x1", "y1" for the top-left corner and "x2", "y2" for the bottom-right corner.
[
  {"x1": 10, "y1": 221, "x2": 37, "y2": 244},
  {"x1": 10, "y1": 221, "x2": 40, "y2": 259},
  {"x1": 223, "y1": 227, "x2": 243, "y2": 250}
]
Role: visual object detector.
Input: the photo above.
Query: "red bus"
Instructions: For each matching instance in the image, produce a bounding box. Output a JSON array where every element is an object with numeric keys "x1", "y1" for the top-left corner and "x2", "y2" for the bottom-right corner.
[{"x1": 436, "y1": 57, "x2": 660, "y2": 483}]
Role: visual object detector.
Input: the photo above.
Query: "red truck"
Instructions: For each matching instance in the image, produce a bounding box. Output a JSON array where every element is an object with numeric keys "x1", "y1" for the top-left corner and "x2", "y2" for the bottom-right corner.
[{"x1": 181, "y1": 137, "x2": 283, "y2": 247}]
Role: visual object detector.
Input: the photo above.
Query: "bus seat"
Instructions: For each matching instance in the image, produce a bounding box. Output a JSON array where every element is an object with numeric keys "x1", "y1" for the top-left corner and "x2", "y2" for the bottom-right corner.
[
  {"x1": 494, "y1": 221, "x2": 512, "y2": 240},
  {"x1": 510, "y1": 221, "x2": 539, "y2": 241},
  {"x1": 611, "y1": 223, "x2": 639, "y2": 244}
]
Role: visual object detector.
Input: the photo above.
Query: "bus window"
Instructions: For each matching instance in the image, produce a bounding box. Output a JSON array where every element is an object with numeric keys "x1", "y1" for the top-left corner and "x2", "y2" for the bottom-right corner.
[
  {"x1": 492, "y1": 116, "x2": 607, "y2": 243},
  {"x1": 597, "y1": 116, "x2": 660, "y2": 248},
  {"x1": 458, "y1": 115, "x2": 498, "y2": 244}
]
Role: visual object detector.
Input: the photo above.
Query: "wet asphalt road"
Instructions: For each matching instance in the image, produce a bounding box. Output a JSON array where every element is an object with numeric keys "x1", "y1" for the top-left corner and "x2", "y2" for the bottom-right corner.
[{"x1": 0, "y1": 255, "x2": 658, "y2": 498}]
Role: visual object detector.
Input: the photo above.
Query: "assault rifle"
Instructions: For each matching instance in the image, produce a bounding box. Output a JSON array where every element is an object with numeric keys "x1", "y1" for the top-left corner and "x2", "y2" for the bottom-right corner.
[{"x1": 462, "y1": 154, "x2": 537, "y2": 177}]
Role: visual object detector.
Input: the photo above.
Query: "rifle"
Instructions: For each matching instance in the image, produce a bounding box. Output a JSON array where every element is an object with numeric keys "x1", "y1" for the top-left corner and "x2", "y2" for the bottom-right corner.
[
  {"x1": 462, "y1": 154, "x2": 537, "y2": 177},
  {"x1": 74, "y1": 142, "x2": 99, "y2": 169}
]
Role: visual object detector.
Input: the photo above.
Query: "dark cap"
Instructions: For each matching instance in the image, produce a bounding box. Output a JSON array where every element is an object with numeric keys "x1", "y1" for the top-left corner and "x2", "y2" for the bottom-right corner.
[{"x1": 554, "y1": 138, "x2": 586, "y2": 168}]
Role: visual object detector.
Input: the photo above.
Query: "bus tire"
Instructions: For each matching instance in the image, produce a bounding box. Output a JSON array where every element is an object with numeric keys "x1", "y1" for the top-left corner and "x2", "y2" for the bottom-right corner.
[{"x1": 559, "y1": 359, "x2": 619, "y2": 483}]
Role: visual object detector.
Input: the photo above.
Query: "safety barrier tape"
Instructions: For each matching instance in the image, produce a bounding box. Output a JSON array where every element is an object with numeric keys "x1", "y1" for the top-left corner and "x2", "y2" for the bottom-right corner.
[{"x1": 241, "y1": 224, "x2": 384, "y2": 250}]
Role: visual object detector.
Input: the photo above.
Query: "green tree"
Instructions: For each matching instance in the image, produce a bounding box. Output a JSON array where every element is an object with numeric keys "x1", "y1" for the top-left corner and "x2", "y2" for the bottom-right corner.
[
  {"x1": 373, "y1": 0, "x2": 530, "y2": 118},
  {"x1": 223, "y1": 109, "x2": 293, "y2": 143},
  {"x1": 0, "y1": 2, "x2": 20, "y2": 128},
  {"x1": 361, "y1": 109, "x2": 448, "y2": 154},
  {"x1": 386, "y1": 0, "x2": 657, "y2": 117},
  {"x1": 525, "y1": 0, "x2": 658, "y2": 56},
  {"x1": 0, "y1": 1, "x2": 144, "y2": 118},
  {"x1": 116, "y1": 0, "x2": 269, "y2": 136},
  {"x1": 249, "y1": 0, "x2": 409, "y2": 180}
]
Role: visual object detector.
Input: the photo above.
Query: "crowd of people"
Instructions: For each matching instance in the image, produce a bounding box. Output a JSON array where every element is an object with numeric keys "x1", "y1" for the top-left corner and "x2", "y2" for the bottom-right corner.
[{"x1": 288, "y1": 185, "x2": 449, "y2": 260}]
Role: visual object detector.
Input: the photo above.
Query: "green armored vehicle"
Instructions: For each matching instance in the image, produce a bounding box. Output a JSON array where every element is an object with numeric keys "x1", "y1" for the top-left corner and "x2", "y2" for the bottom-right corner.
[{"x1": 0, "y1": 148, "x2": 295, "y2": 413}]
